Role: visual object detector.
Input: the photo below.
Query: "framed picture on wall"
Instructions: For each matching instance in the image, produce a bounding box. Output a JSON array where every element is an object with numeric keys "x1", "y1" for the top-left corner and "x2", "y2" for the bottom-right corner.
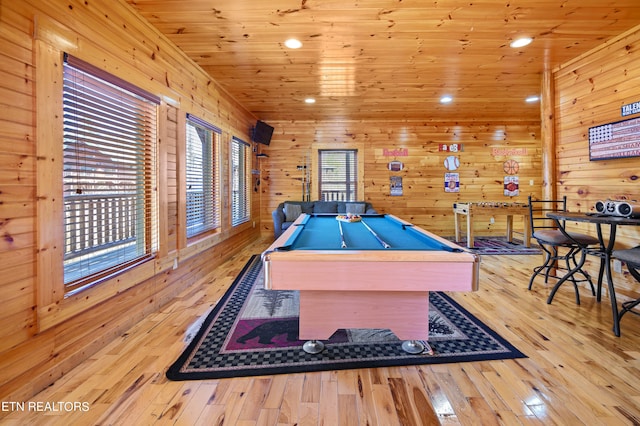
[{"x1": 589, "y1": 116, "x2": 640, "y2": 161}]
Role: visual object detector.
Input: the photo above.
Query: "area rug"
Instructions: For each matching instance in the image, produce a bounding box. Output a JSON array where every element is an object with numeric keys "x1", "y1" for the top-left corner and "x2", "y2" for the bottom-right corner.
[
  {"x1": 451, "y1": 237, "x2": 541, "y2": 255},
  {"x1": 166, "y1": 255, "x2": 526, "y2": 381}
]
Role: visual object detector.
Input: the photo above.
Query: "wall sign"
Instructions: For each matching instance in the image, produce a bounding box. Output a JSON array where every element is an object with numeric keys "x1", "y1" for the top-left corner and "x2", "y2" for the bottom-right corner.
[
  {"x1": 589, "y1": 116, "x2": 640, "y2": 160},
  {"x1": 390, "y1": 176, "x2": 403, "y2": 196},
  {"x1": 444, "y1": 173, "x2": 459, "y2": 193},
  {"x1": 504, "y1": 176, "x2": 519, "y2": 196},
  {"x1": 621, "y1": 100, "x2": 640, "y2": 117},
  {"x1": 439, "y1": 144, "x2": 463, "y2": 152},
  {"x1": 492, "y1": 148, "x2": 527, "y2": 156},
  {"x1": 383, "y1": 148, "x2": 408, "y2": 157}
]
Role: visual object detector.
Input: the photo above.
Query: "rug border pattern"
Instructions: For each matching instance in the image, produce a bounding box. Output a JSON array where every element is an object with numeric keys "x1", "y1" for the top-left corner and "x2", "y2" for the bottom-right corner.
[{"x1": 166, "y1": 255, "x2": 526, "y2": 381}]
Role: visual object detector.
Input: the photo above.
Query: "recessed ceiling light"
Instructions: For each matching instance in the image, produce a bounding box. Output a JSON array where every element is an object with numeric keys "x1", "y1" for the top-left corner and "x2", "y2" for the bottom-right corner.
[
  {"x1": 526, "y1": 95, "x2": 540, "y2": 103},
  {"x1": 304, "y1": 98, "x2": 316, "y2": 104},
  {"x1": 510, "y1": 37, "x2": 533, "y2": 48},
  {"x1": 284, "y1": 38, "x2": 302, "y2": 49},
  {"x1": 440, "y1": 95, "x2": 453, "y2": 104}
]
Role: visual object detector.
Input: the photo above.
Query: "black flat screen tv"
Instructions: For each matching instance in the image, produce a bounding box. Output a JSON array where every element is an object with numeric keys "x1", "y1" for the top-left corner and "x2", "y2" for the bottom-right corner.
[{"x1": 252, "y1": 120, "x2": 274, "y2": 145}]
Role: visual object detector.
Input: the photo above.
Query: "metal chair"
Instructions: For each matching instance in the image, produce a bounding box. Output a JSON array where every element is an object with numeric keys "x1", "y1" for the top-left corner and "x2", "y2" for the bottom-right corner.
[
  {"x1": 611, "y1": 247, "x2": 640, "y2": 333},
  {"x1": 527, "y1": 196, "x2": 598, "y2": 303}
]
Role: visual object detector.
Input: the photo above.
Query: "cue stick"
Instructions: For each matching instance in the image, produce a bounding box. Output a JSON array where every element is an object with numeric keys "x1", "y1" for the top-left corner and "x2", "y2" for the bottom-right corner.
[
  {"x1": 338, "y1": 221, "x2": 347, "y2": 248},
  {"x1": 360, "y1": 219, "x2": 391, "y2": 248}
]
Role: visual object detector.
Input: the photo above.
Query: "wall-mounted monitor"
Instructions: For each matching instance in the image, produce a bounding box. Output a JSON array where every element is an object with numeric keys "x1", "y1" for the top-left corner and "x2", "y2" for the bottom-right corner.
[{"x1": 252, "y1": 120, "x2": 274, "y2": 145}]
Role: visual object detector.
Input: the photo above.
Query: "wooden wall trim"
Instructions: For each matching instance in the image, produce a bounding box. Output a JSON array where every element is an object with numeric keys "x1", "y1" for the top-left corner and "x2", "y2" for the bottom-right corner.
[
  {"x1": 35, "y1": 39, "x2": 65, "y2": 312},
  {"x1": 540, "y1": 68, "x2": 556, "y2": 201},
  {"x1": 157, "y1": 102, "x2": 170, "y2": 260}
]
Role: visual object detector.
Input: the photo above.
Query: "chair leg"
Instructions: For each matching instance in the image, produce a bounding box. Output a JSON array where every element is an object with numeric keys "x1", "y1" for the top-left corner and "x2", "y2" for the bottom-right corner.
[
  {"x1": 566, "y1": 247, "x2": 595, "y2": 296},
  {"x1": 548, "y1": 248, "x2": 588, "y2": 305},
  {"x1": 528, "y1": 244, "x2": 554, "y2": 290},
  {"x1": 619, "y1": 265, "x2": 640, "y2": 324},
  {"x1": 543, "y1": 246, "x2": 559, "y2": 283}
]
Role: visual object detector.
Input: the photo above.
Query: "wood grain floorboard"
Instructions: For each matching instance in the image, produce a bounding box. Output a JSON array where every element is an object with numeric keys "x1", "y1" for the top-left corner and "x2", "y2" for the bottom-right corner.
[{"x1": 4, "y1": 238, "x2": 640, "y2": 425}]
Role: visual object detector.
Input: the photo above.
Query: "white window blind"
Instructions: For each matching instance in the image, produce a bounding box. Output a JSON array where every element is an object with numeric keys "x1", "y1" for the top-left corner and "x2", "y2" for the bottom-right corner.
[
  {"x1": 318, "y1": 149, "x2": 358, "y2": 201},
  {"x1": 62, "y1": 54, "x2": 159, "y2": 294},
  {"x1": 231, "y1": 137, "x2": 250, "y2": 226},
  {"x1": 186, "y1": 114, "x2": 220, "y2": 238}
]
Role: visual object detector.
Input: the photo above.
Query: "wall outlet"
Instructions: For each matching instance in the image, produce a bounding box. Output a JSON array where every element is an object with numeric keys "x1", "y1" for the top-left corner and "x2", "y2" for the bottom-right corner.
[
  {"x1": 613, "y1": 259, "x2": 622, "y2": 273},
  {"x1": 173, "y1": 258, "x2": 178, "y2": 270},
  {"x1": 490, "y1": 217, "x2": 495, "y2": 224}
]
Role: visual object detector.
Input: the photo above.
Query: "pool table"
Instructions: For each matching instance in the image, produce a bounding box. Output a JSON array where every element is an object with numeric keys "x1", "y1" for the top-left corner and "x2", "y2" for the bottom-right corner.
[{"x1": 261, "y1": 213, "x2": 480, "y2": 354}]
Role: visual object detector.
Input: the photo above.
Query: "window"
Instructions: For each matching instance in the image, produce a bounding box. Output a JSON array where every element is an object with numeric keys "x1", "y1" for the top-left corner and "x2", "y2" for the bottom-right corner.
[
  {"x1": 62, "y1": 54, "x2": 159, "y2": 294},
  {"x1": 318, "y1": 149, "x2": 358, "y2": 201},
  {"x1": 185, "y1": 114, "x2": 220, "y2": 238},
  {"x1": 230, "y1": 137, "x2": 250, "y2": 226}
]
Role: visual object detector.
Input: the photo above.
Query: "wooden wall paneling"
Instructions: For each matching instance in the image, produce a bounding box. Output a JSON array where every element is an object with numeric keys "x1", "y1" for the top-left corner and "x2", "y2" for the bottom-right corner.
[
  {"x1": 260, "y1": 120, "x2": 542, "y2": 238},
  {"x1": 0, "y1": 7, "x2": 39, "y2": 351},
  {"x1": 0, "y1": 0, "x2": 261, "y2": 402},
  {"x1": 34, "y1": 39, "x2": 65, "y2": 318},
  {"x1": 541, "y1": 68, "x2": 556, "y2": 201},
  {"x1": 553, "y1": 25, "x2": 640, "y2": 251},
  {"x1": 0, "y1": 278, "x2": 35, "y2": 351}
]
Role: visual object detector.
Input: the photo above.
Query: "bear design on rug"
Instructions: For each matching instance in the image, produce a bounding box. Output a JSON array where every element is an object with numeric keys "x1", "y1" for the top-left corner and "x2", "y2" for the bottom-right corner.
[{"x1": 236, "y1": 319, "x2": 300, "y2": 344}]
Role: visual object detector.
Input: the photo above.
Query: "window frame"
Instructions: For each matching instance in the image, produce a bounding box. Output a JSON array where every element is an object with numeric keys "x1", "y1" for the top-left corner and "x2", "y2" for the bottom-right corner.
[
  {"x1": 311, "y1": 143, "x2": 365, "y2": 204},
  {"x1": 230, "y1": 137, "x2": 251, "y2": 226},
  {"x1": 318, "y1": 149, "x2": 359, "y2": 202},
  {"x1": 61, "y1": 54, "x2": 160, "y2": 295},
  {"x1": 36, "y1": 44, "x2": 161, "y2": 331},
  {"x1": 185, "y1": 114, "x2": 221, "y2": 239}
]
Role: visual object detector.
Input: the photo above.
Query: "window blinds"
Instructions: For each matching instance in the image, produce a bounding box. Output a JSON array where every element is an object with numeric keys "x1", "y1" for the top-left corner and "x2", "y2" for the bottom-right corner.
[
  {"x1": 318, "y1": 150, "x2": 358, "y2": 201},
  {"x1": 231, "y1": 137, "x2": 250, "y2": 226},
  {"x1": 62, "y1": 55, "x2": 158, "y2": 292},
  {"x1": 185, "y1": 114, "x2": 221, "y2": 238}
]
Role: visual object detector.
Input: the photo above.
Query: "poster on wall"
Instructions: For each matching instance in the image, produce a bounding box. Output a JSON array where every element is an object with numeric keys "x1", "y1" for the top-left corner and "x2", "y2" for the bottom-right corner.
[
  {"x1": 589, "y1": 116, "x2": 640, "y2": 160},
  {"x1": 390, "y1": 176, "x2": 403, "y2": 196},
  {"x1": 439, "y1": 144, "x2": 464, "y2": 152},
  {"x1": 444, "y1": 173, "x2": 459, "y2": 193},
  {"x1": 504, "y1": 176, "x2": 519, "y2": 196}
]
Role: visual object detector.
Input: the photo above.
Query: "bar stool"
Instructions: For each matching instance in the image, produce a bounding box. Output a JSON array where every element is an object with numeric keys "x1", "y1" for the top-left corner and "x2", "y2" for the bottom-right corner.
[
  {"x1": 527, "y1": 196, "x2": 598, "y2": 304},
  {"x1": 611, "y1": 247, "x2": 640, "y2": 333}
]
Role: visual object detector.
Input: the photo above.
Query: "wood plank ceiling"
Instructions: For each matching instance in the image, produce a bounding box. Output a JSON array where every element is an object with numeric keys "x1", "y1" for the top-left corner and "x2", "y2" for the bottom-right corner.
[{"x1": 125, "y1": 0, "x2": 640, "y2": 122}]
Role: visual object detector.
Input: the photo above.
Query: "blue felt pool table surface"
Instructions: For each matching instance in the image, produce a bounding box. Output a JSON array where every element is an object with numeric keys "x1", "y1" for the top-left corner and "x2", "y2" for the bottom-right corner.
[{"x1": 280, "y1": 214, "x2": 460, "y2": 251}]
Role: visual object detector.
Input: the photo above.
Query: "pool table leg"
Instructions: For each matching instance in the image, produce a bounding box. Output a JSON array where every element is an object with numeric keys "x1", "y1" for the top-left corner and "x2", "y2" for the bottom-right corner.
[
  {"x1": 298, "y1": 290, "x2": 431, "y2": 348},
  {"x1": 302, "y1": 340, "x2": 325, "y2": 354},
  {"x1": 401, "y1": 340, "x2": 433, "y2": 354}
]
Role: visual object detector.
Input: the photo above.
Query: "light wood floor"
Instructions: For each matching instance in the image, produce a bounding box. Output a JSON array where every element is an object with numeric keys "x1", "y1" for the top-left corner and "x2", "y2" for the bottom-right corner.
[{"x1": 5, "y1": 238, "x2": 640, "y2": 425}]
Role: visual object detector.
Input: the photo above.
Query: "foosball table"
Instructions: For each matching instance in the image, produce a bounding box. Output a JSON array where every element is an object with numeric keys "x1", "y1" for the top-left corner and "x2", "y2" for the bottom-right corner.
[{"x1": 453, "y1": 202, "x2": 531, "y2": 249}]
